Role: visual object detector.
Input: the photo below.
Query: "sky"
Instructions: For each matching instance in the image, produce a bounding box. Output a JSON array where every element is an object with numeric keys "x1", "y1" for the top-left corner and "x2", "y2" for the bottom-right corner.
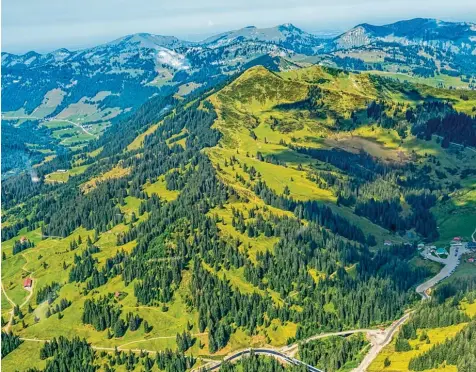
[{"x1": 2, "y1": 0, "x2": 476, "y2": 54}]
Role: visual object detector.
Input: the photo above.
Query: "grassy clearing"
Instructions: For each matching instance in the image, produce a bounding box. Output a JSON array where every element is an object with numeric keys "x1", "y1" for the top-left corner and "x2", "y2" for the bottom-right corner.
[
  {"x1": 368, "y1": 323, "x2": 466, "y2": 372},
  {"x1": 81, "y1": 165, "x2": 131, "y2": 193},
  {"x1": 127, "y1": 123, "x2": 160, "y2": 151},
  {"x1": 143, "y1": 176, "x2": 180, "y2": 201},
  {"x1": 45, "y1": 164, "x2": 89, "y2": 184},
  {"x1": 119, "y1": 196, "x2": 142, "y2": 217}
]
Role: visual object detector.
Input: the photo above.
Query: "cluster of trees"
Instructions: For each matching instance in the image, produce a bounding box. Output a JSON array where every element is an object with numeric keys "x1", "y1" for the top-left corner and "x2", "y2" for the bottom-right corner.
[
  {"x1": 82, "y1": 296, "x2": 143, "y2": 338},
  {"x1": 175, "y1": 331, "x2": 194, "y2": 352},
  {"x1": 68, "y1": 243, "x2": 100, "y2": 283},
  {"x1": 36, "y1": 282, "x2": 60, "y2": 304},
  {"x1": 412, "y1": 111, "x2": 476, "y2": 147},
  {"x1": 37, "y1": 336, "x2": 97, "y2": 372},
  {"x1": 12, "y1": 238, "x2": 35, "y2": 255},
  {"x1": 45, "y1": 299, "x2": 72, "y2": 318},
  {"x1": 82, "y1": 297, "x2": 122, "y2": 334},
  {"x1": 1, "y1": 331, "x2": 22, "y2": 358},
  {"x1": 298, "y1": 333, "x2": 368, "y2": 372},
  {"x1": 220, "y1": 352, "x2": 308, "y2": 372}
]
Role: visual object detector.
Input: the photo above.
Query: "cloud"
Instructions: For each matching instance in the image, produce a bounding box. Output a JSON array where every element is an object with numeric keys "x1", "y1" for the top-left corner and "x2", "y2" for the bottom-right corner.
[{"x1": 208, "y1": 20, "x2": 214, "y2": 27}]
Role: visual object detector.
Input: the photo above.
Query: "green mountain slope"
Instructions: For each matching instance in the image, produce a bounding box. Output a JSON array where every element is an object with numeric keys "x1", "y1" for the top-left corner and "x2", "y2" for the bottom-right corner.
[{"x1": 1, "y1": 65, "x2": 476, "y2": 371}]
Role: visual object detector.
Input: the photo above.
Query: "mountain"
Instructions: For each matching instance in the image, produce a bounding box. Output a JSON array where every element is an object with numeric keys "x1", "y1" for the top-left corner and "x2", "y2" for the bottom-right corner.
[
  {"x1": 328, "y1": 18, "x2": 476, "y2": 79},
  {"x1": 333, "y1": 18, "x2": 476, "y2": 49},
  {"x1": 2, "y1": 60, "x2": 476, "y2": 371},
  {"x1": 2, "y1": 18, "x2": 476, "y2": 179},
  {"x1": 203, "y1": 23, "x2": 326, "y2": 54}
]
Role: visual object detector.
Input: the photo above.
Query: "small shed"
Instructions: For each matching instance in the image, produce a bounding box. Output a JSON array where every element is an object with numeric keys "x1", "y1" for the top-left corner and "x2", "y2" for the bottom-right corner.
[{"x1": 23, "y1": 278, "x2": 32, "y2": 289}]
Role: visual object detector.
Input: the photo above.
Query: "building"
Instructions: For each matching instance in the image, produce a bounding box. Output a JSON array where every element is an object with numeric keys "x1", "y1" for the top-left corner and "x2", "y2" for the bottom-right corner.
[
  {"x1": 417, "y1": 243, "x2": 425, "y2": 249},
  {"x1": 20, "y1": 236, "x2": 27, "y2": 243},
  {"x1": 384, "y1": 240, "x2": 393, "y2": 246},
  {"x1": 436, "y1": 248, "x2": 447, "y2": 256},
  {"x1": 468, "y1": 242, "x2": 476, "y2": 250},
  {"x1": 468, "y1": 258, "x2": 475, "y2": 263},
  {"x1": 23, "y1": 278, "x2": 32, "y2": 289}
]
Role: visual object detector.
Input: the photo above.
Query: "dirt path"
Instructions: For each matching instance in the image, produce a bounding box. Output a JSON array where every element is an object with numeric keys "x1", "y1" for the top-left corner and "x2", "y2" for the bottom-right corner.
[
  {"x1": 117, "y1": 332, "x2": 208, "y2": 349},
  {"x1": 1, "y1": 282, "x2": 16, "y2": 332},
  {"x1": 1, "y1": 254, "x2": 35, "y2": 332}
]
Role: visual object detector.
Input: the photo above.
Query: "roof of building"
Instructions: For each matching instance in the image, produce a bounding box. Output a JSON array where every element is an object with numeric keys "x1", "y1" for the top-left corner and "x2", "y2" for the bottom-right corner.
[
  {"x1": 23, "y1": 278, "x2": 32, "y2": 287},
  {"x1": 436, "y1": 248, "x2": 447, "y2": 254}
]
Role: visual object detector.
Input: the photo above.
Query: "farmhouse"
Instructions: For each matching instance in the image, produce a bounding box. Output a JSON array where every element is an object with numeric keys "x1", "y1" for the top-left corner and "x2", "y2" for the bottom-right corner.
[{"x1": 23, "y1": 277, "x2": 32, "y2": 289}]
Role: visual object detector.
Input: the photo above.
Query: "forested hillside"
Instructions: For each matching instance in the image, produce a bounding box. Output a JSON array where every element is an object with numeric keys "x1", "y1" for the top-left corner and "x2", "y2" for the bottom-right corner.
[{"x1": 1, "y1": 64, "x2": 476, "y2": 371}]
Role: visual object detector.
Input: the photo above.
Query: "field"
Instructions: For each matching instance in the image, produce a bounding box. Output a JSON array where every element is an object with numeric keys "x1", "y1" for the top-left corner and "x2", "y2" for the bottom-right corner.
[
  {"x1": 45, "y1": 164, "x2": 89, "y2": 183},
  {"x1": 143, "y1": 176, "x2": 180, "y2": 201}
]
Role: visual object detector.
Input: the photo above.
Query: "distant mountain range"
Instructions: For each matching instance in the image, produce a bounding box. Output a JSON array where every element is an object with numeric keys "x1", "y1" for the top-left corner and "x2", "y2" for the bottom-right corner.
[{"x1": 2, "y1": 18, "x2": 476, "y2": 176}]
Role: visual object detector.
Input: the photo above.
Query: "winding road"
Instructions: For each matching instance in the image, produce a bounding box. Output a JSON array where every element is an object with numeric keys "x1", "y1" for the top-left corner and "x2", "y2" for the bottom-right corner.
[
  {"x1": 1, "y1": 115, "x2": 98, "y2": 138},
  {"x1": 416, "y1": 243, "x2": 470, "y2": 299}
]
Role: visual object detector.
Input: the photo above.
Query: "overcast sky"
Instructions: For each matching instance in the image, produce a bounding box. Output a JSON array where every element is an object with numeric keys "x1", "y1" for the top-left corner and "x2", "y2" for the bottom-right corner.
[{"x1": 2, "y1": 0, "x2": 476, "y2": 54}]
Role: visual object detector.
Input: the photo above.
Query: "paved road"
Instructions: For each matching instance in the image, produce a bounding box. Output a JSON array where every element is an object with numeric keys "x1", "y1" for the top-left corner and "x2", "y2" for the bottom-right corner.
[
  {"x1": 282, "y1": 329, "x2": 375, "y2": 355},
  {"x1": 203, "y1": 348, "x2": 324, "y2": 372},
  {"x1": 351, "y1": 313, "x2": 411, "y2": 372},
  {"x1": 416, "y1": 244, "x2": 468, "y2": 299}
]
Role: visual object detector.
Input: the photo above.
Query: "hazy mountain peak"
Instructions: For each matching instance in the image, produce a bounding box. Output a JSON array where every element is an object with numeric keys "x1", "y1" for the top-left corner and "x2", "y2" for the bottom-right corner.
[
  {"x1": 104, "y1": 33, "x2": 193, "y2": 50},
  {"x1": 334, "y1": 17, "x2": 476, "y2": 49}
]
